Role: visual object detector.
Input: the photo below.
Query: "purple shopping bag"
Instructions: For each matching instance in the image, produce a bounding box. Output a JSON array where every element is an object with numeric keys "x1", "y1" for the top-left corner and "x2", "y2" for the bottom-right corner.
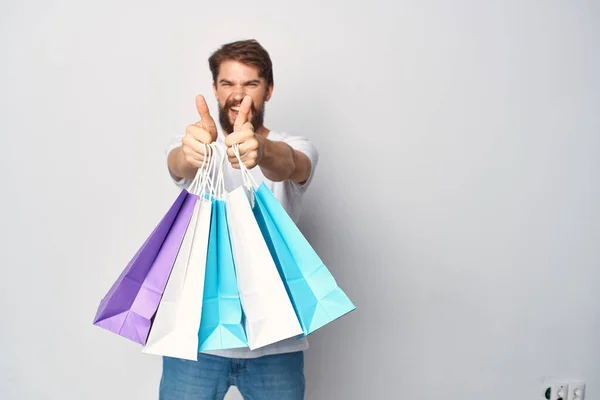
[{"x1": 93, "y1": 189, "x2": 198, "y2": 344}]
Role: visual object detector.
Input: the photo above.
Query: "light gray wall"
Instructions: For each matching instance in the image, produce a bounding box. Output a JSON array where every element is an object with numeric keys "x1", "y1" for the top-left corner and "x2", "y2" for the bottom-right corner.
[{"x1": 1, "y1": 1, "x2": 598, "y2": 399}]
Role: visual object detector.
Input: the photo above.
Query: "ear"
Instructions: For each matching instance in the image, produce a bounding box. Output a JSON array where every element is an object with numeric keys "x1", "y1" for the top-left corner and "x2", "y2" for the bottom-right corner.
[
  {"x1": 212, "y1": 82, "x2": 218, "y2": 99},
  {"x1": 264, "y1": 84, "x2": 274, "y2": 102}
]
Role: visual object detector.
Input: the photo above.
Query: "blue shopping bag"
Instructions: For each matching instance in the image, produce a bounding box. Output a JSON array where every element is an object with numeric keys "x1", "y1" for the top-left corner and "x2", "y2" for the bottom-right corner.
[
  {"x1": 252, "y1": 183, "x2": 356, "y2": 336},
  {"x1": 198, "y1": 199, "x2": 248, "y2": 351}
]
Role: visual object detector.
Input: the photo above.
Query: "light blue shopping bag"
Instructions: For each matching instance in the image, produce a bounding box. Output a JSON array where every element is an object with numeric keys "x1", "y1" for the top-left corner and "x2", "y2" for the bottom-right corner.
[
  {"x1": 252, "y1": 183, "x2": 356, "y2": 336},
  {"x1": 198, "y1": 199, "x2": 248, "y2": 351}
]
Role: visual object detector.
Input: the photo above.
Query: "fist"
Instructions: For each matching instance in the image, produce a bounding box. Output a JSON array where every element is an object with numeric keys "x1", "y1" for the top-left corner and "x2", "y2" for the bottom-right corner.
[
  {"x1": 181, "y1": 95, "x2": 218, "y2": 168},
  {"x1": 225, "y1": 95, "x2": 263, "y2": 169}
]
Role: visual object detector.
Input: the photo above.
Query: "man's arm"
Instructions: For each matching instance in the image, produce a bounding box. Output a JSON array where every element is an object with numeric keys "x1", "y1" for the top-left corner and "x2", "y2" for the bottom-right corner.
[
  {"x1": 225, "y1": 96, "x2": 314, "y2": 185},
  {"x1": 257, "y1": 137, "x2": 312, "y2": 184},
  {"x1": 167, "y1": 146, "x2": 198, "y2": 181}
]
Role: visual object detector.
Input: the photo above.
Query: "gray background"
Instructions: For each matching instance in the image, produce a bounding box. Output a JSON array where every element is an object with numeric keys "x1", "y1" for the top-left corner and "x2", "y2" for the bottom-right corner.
[{"x1": 1, "y1": 0, "x2": 598, "y2": 399}]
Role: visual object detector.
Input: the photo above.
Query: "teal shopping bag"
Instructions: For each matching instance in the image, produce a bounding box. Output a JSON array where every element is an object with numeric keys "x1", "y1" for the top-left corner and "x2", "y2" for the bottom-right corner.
[
  {"x1": 198, "y1": 199, "x2": 248, "y2": 351},
  {"x1": 252, "y1": 183, "x2": 356, "y2": 336}
]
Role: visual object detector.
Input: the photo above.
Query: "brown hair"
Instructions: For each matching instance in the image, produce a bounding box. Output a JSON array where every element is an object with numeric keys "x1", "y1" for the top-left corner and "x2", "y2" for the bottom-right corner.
[{"x1": 208, "y1": 39, "x2": 274, "y2": 87}]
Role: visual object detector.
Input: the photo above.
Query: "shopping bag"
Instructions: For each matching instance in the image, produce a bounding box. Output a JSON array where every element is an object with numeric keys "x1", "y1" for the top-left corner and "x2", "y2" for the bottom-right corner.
[
  {"x1": 252, "y1": 183, "x2": 356, "y2": 335},
  {"x1": 225, "y1": 146, "x2": 302, "y2": 349},
  {"x1": 198, "y1": 155, "x2": 247, "y2": 351},
  {"x1": 93, "y1": 189, "x2": 197, "y2": 345},
  {"x1": 142, "y1": 145, "x2": 217, "y2": 359},
  {"x1": 197, "y1": 199, "x2": 248, "y2": 351}
]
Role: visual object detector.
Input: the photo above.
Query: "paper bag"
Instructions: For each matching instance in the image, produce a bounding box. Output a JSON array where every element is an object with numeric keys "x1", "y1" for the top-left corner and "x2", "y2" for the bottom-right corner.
[
  {"x1": 197, "y1": 199, "x2": 248, "y2": 351},
  {"x1": 225, "y1": 186, "x2": 302, "y2": 350},
  {"x1": 93, "y1": 190, "x2": 197, "y2": 344},
  {"x1": 253, "y1": 183, "x2": 355, "y2": 335},
  {"x1": 142, "y1": 196, "x2": 212, "y2": 360}
]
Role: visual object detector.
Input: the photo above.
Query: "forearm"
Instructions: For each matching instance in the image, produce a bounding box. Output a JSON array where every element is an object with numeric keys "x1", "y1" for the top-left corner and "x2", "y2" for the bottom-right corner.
[
  {"x1": 258, "y1": 138, "x2": 311, "y2": 184},
  {"x1": 258, "y1": 138, "x2": 296, "y2": 182},
  {"x1": 167, "y1": 147, "x2": 198, "y2": 181}
]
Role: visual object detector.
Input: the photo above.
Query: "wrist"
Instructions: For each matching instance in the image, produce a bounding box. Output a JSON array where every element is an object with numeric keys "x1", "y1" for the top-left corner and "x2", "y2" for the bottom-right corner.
[
  {"x1": 176, "y1": 147, "x2": 187, "y2": 174},
  {"x1": 175, "y1": 146, "x2": 198, "y2": 179},
  {"x1": 257, "y1": 136, "x2": 269, "y2": 166},
  {"x1": 257, "y1": 138, "x2": 295, "y2": 181}
]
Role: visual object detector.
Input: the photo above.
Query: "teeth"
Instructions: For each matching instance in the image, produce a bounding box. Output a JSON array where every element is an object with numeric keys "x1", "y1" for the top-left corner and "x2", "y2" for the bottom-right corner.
[{"x1": 231, "y1": 106, "x2": 240, "y2": 111}]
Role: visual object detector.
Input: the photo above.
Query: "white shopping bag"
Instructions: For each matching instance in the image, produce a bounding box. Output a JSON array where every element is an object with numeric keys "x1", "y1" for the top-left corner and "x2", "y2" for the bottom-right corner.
[
  {"x1": 225, "y1": 146, "x2": 303, "y2": 350},
  {"x1": 142, "y1": 145, "x2": 216, "y2": 360}
]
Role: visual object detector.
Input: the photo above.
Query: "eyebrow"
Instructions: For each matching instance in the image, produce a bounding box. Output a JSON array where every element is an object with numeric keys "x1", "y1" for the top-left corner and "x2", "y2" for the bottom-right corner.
[{"x1": 218, "y1": 79, "x2": 261, "y2": 86}]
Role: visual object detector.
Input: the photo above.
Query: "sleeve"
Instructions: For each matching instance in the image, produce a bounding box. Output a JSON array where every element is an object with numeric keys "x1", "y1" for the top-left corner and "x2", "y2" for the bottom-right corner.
[
  {"x1": 165, "y1": 135, "x2": 192, "y2": 189},
  {"x1": 281, "y1": 134, "x2": 319, "y2": 192}
]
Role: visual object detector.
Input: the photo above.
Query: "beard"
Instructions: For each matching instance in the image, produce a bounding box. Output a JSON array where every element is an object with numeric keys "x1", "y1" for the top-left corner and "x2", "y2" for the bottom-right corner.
[{"x1": 218, "y1": 97, "x2": 265, "y2": 134}]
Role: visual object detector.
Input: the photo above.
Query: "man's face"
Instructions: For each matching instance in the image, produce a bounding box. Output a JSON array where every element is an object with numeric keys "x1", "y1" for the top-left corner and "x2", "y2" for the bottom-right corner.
[{"x1": 213, "y1": 60, "x2": 273, "y2": 134}]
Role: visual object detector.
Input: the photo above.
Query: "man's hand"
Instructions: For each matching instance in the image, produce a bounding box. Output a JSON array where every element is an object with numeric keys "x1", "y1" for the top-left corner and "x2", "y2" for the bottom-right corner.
[
  {"x1": 180, "y1": 95, "x2": 218, "y2": 168},
  {"x1": 225, "y1": 96, "x2": 263, "y2": 169}
]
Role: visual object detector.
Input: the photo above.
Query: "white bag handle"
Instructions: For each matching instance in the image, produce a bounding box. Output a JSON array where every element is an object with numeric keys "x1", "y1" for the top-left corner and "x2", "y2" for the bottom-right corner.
[
  {"x1": 187, "y1": 143, "x2": 217, "y2": 198},
  {"x1": 205, "y1": 143, "x2": 220, "y2": 197},
  {"x1": 214, "y1": 143, "x2": 228, "y2": 199},
  {"x1": 231, "y1": 144, "x2": 258, "y2": 190}
]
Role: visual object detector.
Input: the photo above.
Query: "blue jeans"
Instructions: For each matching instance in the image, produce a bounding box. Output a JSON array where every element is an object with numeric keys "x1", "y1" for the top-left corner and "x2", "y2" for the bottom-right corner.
[{"x1": 159, "y1": 352, "x2": 305, "y2": 400}]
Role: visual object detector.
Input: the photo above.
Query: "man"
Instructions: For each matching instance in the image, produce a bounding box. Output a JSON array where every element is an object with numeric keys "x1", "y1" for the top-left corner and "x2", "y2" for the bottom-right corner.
[{"x1": 162, "y1": 39, "x2": 318, "y2": 399}]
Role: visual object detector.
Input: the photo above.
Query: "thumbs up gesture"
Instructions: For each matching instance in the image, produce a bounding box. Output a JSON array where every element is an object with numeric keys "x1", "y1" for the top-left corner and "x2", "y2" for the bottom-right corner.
[
  {"x1": 225, "y1": 95, "x2": 263, "y2": 169},
  {"x1": 181, "y1": 95, "x2": 218, "y2": 168}
]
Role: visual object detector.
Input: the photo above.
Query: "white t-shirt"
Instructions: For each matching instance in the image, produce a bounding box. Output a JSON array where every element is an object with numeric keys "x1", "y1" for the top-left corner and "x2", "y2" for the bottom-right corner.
[{"x1": 165, "y1": 130, "x2": 319, "y2": 359}]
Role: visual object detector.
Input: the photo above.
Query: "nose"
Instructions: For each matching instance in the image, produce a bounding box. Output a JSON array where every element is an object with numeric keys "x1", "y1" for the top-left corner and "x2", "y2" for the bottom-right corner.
[{"x1": 232, "y1": 84, "x2": 246, "y2": 102}]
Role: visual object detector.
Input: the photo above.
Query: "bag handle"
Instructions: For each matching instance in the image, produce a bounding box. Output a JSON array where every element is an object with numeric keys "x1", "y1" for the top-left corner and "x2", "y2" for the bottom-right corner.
[
  {"x1": 207, "y1": 142, "x2": 227, "y2": 200},
  {"x1": 214, "y1": 143, "x2": 228, "y2": 199},
  {"x1": 188, "y1": 143, "x2": 217, "y2": 198},
  {"x1": 231, "y1": 144, "x2": 258, "y2": 190},
  {"x1": 199, "y1": 143, "x2": 258, "y2": 200}
]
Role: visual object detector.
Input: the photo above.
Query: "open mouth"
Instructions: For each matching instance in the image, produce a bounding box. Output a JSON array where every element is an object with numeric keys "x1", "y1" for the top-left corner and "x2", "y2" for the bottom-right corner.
[
  {"x1": 229, "y1": 104, "x2": 248, "y2": 121},
  {"x1": 229, "y1": 105, "x2": 240, "y2": 119}
]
